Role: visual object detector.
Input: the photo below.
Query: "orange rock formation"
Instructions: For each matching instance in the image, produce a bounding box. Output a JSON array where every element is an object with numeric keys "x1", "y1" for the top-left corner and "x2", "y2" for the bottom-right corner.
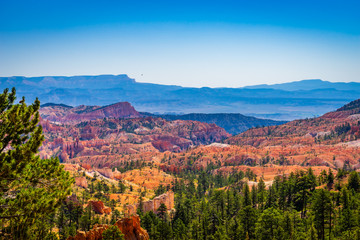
[
  {"x1": 75, "y1": 177, "x2": 88, "y2": 188},
  {"x1": 115, "y1": 215, "x2": 149, "y2": 240},
  {"x1": 88, "y1": 201, "x2": 112, "y2": 215},
  {"x1": 125, "y1": 191, "x2": 175, "y2": 216},
  {"x1": 67, "y1": 215, "x2": 149, "y2": 240}
]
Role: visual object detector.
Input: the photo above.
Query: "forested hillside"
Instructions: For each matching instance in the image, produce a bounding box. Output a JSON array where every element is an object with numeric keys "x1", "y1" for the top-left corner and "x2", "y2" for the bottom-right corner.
[{"x1": 140, "y1": 168, "x2": 360, "y2": 240}]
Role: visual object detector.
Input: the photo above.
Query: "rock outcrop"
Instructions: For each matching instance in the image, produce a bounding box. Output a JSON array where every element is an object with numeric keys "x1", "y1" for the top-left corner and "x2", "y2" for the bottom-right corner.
[
  {"x1": 88, "y1": 201, "x2": 112, "y2": 215},
  {"x1": 67, "y1": 215, "x2": 149, "y2": 240},
  {"x1": 67, "y1": 225, "x2": 109, "y2": 240},
  {"x1": 114, "y1": 215, "x2": 149, "y2": 240},
  {"x1": 125, "y1": 191, "x2": 174, "y2": 216},
  {"x1": 96, "y1": 167, "x2": 122, "y2": 179},
  {"x1": 75, "y1": 177, "x2": 88, "y2": 188}
]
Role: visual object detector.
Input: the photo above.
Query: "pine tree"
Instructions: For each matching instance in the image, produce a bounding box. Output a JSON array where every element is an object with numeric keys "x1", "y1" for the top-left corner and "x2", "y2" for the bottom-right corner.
[
  {"x1": 157, "y1": 203, "x2": 168, "y2": 221},
  {"x1": 307, "y1": 168, "x2": 317, "y2": 191},
  {"x1": 173, "y1": 218, "x2": 186, "y2": 240},
  {"x1": 257, "y1": 177, "x2": 267, "y2": 209},
  {"x1": 102, "y1": 225, "x2": 124, "y2": 240},
  {"x1": 156, "y1": 220, "x2": 173, "y2": 240},
  {"x1": 348, "y1": 171, "x2": 360, "y2": 192},
  {"x1": 327, "y1": 169, "x2": 334, "y2": 190},
  {"x1": 311, "y1": 189, "x2": 331, "y2": 240},
  {"x1": 137, "y1": 194, "x2": 144, "y2": 216},
  {"x1": 0, "y1": 88, "x2": 73, "y2": 239},
  {"x1": 294, "y1": 173, "x2": 311, "y2": 218},
  {"x1": 282, "y1": 212, "x2": 294, "y2": 240},
  {"x1": 243, "y1": 184, "x2": 252, "y2": 207},
  {"x1": 213, "y1": 224, "x2": 230, "y2": 240},
  {"x1": 228, "y1": 218, "x2": 241, "y2": 240},
  {"x1": 251, "y1": 185, "x2": 257, "y2": 208},
  {"x1": 240, "y1": 205, "x2": 257, "y2": 239},
  {"x1": 339, "y1": 188, "x2": 355, "y2": 232},
  {"x1": 308, "y1": 224, "x2": 318, "y2": 240},
  {"x1": 255, "y1": 207, "x2": 283, "y2": 240}
]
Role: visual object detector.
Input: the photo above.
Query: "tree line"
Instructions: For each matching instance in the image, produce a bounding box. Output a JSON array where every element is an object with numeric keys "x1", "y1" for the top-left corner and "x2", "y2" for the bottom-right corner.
[{"x1": 141, "y1": 168, "x2": 360, "y2": 240}]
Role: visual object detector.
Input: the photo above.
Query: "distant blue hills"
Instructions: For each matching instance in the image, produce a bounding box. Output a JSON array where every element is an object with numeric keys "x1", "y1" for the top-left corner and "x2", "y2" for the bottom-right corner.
[
  {"x1": 244, "y1": 79, "x2": 360, "y2": 91},
  {"x1": 1, "y1": 75, "x2": 359, "y2": 120}
]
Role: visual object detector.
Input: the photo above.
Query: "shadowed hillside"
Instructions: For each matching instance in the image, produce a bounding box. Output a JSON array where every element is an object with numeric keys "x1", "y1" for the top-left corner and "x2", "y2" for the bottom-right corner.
[{"x1": 143, "y1": 112, "x2": 286, "y2": 135}]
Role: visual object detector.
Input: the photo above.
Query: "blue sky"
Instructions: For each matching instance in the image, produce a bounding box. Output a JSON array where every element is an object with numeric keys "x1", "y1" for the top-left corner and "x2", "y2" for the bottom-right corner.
[{"x1": 0, "y1": 0, "x2": 359, "y2": 87}]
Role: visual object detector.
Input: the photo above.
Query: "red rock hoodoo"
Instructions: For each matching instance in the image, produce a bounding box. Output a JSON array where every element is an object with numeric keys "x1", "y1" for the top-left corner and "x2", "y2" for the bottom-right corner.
[{"x1": 67, "y1": 215, "x2": 149, "y2": 240}]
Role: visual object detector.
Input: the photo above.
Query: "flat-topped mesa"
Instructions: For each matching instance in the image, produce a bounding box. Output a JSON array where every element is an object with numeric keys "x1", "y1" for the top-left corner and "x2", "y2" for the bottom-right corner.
[{"x1": 40, "y1": 101, "x2": 141, "y2": 123}]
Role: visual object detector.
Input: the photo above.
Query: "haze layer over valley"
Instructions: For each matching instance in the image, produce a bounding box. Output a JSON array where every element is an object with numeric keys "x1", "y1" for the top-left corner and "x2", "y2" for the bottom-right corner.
[{"x1": 2, "y1": 75, "x2": 359, "y2": 120}]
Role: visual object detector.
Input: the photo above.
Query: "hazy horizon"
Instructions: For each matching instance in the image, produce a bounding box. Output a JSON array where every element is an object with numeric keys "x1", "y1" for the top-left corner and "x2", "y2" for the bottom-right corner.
[{"x1": 1, "y1": 74, "x2": 359, "y2": 89}]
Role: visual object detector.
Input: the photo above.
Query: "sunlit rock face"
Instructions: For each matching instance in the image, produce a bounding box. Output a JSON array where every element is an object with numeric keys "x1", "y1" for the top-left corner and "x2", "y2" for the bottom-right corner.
[{"x1": 67, "y1": 215, "x2": 150, "y2": 240}]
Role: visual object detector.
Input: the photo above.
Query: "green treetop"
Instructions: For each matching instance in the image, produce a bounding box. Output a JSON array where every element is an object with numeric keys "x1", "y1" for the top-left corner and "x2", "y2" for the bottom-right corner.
[{"x1": 0, "y1": 88, "x2": 73, "y2": 239}]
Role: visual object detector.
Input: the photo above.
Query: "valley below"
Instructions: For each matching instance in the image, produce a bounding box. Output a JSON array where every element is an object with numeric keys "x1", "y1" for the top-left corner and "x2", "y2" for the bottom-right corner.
[{"x1": 34, "y1": 97, "x2": 360, "y2": 239}]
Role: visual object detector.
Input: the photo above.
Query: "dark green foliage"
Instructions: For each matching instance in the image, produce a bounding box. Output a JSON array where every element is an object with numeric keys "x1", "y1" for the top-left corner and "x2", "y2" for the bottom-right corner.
[
  {"x1": 102, "y1": 225, "x2": 124, "y2": 240},
  {"x1": 118, "y1": 180, "x2": 127, "y2": 193},
  {"x1": 140, "y1": 168, "x2": 360, "y2": 240},
  {"x1": 157, "y1": 203, "x2": 168, "y2": 221},
  {"x1": 255, "y1": 207, "x2": 283, "y2": 240},
  {"x1": 339, "y1": 188, "x2": 356, "y2": 233},
  {"x1": 335, "y1": 122, "x2": 351, "y2": 135},
  {"x1": 0, "y1": 88, "x2": 73, "y2": 239},
  {"x1": 348, "y1": 171, "x2": 360, "y2": 192},
  {"x1": 172, "y1": 218, "x2": 186, "y2": 240},
  {"x1": 311, "y1": 189, "x2": 332, "y2": 240},
  {"x1": 239, "y1": 205, "x2": 257, "y2": 239},
  {"x1": 116, "y1": 159, "x2": 147, "y2": 173},
  {"x1": 155, "y1": 184, "x2": 167, "y2": 196}
]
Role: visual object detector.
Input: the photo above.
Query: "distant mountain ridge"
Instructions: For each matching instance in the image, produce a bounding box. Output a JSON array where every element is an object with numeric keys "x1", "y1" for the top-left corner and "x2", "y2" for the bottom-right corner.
[
  {"x1": 41, "y1": 103, "x2": 73, "y2": 108},
  {"x1": 244, "y1": 79, "x2": 360, "y2": 91},
  {"x1": 2, "y1": 75, "x2": 359, "y2": 120}
]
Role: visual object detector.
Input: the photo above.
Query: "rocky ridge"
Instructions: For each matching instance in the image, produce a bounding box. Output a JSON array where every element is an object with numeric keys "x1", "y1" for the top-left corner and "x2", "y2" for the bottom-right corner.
[{"x1": 40, "y1": 102, "x2": 140, "y2": 123}]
